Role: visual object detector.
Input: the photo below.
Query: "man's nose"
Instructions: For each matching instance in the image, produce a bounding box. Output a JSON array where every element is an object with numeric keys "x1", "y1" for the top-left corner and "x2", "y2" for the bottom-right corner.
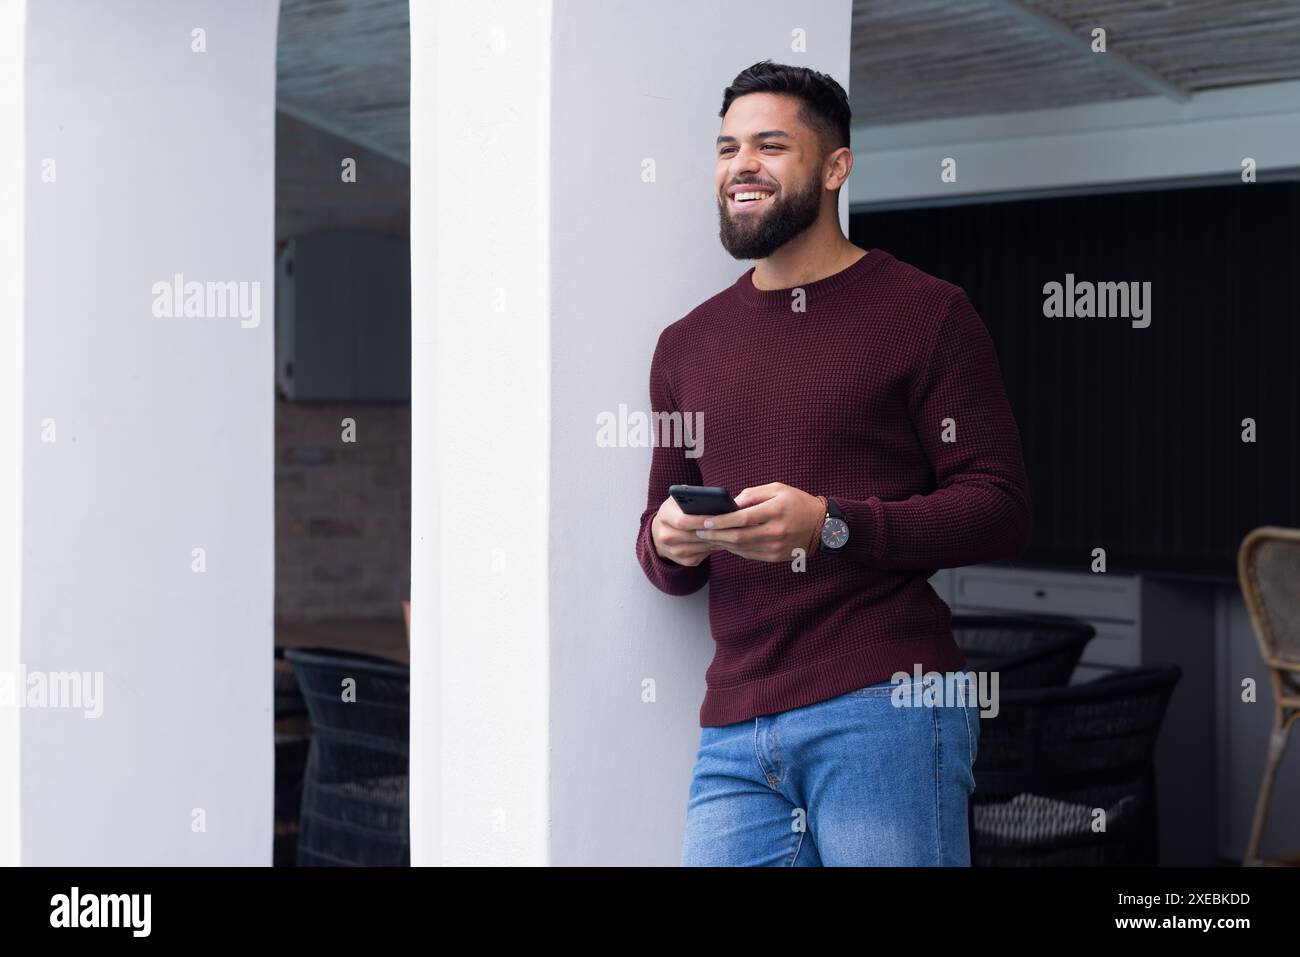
[{"x1": 729, "y1": 155, "x2": 760, "y2": 179}]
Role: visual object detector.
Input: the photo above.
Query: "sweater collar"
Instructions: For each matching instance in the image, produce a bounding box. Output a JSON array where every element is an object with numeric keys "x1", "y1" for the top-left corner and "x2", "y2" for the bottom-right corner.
[{"x1": 732, "y1": 248, "x2": 889, "y2": 309}]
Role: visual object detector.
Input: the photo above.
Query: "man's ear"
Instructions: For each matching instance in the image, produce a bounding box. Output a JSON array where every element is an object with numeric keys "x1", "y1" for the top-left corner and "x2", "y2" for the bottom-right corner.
[{"x1": 825, "y1": 145, "x2": 852, "y2": 191}]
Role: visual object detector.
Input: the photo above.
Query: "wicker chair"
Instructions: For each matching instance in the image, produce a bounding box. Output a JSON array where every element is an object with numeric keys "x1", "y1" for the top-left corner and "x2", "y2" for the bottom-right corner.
[
  {"x1": 273, "y1": 649, "x2": 311, "y2": 866},
  {"x1": 952, "y1": 614, "x2": 1095, "y2": 689},
  {"x1": 285, "y1": 647, "x2": 410, "y2": 866},
  {"x1": 969, "y1": 664, "x2": 1181, "y2": 866},
  {"x1": 1238, "y1": 526, "x2": 1300, "y2": 866}
]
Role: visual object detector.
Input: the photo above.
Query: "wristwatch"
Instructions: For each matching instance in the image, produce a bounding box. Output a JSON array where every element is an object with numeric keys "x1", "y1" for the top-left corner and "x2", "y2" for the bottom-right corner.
[{"x1": 819, "y1": 498, "x2": 850, "y2": 553}]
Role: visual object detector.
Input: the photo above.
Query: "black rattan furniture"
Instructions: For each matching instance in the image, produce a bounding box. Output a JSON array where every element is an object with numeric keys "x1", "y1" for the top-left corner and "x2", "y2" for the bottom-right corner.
[
  {"x1": 952, "y1": 614, "x2": 1095, "y2": 689},
  {"x1": 284, "y1": 647, "x2": 410, "y2": 866},
  {"x1": 968, "y1": 664, "x2": 1181, "y2": 866},
  {"x1": 273, "y1": 651, "x2": 311, "y2": 866}
]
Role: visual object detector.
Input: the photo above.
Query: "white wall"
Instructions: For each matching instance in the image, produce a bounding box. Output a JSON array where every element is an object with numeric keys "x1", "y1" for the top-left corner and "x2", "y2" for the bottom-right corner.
[
  {"x1": 20, "y1": 0, "x2": 278, "y2": 864},
  {"x1": 848, "y1": 79, "x2": 1300, "y2": 208},
  {"x1": 0, "y1": 0, "x2": 27, "y2": 867},
  {"x1": 549, "y1": 0, "x2": 851, "y2": 867},
  {"x1": 410, "y1": 0, "x2": 852, "y2": 865}
]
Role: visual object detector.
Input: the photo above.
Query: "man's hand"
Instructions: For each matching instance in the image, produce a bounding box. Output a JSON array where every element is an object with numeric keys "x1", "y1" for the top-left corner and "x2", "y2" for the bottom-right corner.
[
  {"x1": 651, "y1": 495, "x2": 726, "y2": 567},
  {"x1": 691, "y1": 483, "x2": 825, "y2": 563}
]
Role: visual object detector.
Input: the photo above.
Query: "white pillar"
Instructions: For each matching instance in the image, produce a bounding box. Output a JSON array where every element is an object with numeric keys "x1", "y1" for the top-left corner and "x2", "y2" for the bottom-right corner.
[
  {"x1": 0, "y1": 0, "x2": 28, "y2": 866},
  {"x1": 14, "y1": 0, "x2": 278, "y2": 864},
  {"x1": 410, "y1": 0, "x2": 851, "y2": 865}
]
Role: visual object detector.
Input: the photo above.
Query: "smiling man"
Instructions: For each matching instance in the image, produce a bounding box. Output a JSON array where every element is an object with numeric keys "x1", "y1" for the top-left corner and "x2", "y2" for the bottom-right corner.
[{"x1": 634, "y1": 61, "x2": 1032, "y2": 866}]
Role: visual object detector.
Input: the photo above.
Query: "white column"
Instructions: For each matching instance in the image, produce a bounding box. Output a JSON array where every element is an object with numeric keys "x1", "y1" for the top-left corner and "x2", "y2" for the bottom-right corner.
[
  {"x1": 0, "y1": 0, "x2": 28, "y2": 867},
  {"x1": 410, "y1": 0, "x2": 852, "y2": 865},
  {"x1": 17, "y1": 0, "x2": 278, "y2": 864},
  {"x1": 409, "y1": 0, "x2": 555, "y2": 867}
]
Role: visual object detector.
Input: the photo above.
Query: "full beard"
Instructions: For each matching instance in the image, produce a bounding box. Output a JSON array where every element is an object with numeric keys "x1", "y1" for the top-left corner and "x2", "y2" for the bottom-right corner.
[{"x1": 717, "y1": 177, "x2": 824, "y2": 260}]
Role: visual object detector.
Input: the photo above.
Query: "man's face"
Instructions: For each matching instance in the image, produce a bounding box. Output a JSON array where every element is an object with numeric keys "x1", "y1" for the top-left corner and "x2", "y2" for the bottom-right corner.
[{"x1": 715, "y1": 92, "x2": 827, "y2": 261}]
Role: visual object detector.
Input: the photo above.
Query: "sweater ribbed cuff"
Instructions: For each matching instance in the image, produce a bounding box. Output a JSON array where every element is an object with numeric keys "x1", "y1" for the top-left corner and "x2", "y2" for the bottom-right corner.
[
  {"x1": 829, "y1": 495, "x2": 883, "y2": 565},
  {"x1": 638, "y1": 511, "x2": 709, "y2": 595}
]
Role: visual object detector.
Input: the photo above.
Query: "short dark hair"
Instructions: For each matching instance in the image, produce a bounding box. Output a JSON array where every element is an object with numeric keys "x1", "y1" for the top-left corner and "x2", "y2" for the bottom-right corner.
[{"x1": 719, "y1": 60, "x2": 851, "y2": 156}]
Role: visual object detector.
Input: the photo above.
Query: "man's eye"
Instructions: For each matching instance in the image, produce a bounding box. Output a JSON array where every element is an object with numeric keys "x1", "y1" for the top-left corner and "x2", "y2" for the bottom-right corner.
[{"x1": 719, "y1": 145, "x2": 781, "y2": 156}]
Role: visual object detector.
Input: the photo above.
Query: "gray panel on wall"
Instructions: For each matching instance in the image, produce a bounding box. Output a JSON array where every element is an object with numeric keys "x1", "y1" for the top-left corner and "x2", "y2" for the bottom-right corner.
[
  {"x1": 276, "y1": 230, "x2": 411, "y2": 401},
  {"x1": 1221, "y1": 586, "x2": 1300, "y2": 862},
  {"x1": 1141, "y1": 577, "x2": 1216, "y2": 865}
]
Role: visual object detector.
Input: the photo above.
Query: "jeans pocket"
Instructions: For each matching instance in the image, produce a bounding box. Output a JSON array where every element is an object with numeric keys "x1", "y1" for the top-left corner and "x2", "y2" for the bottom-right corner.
[
  {"x1": 847, "y1": 673, "x2": 934, "y2": 698},
  {"x1": 964, "y1": 703, "x2": 980, "y2": 770}
]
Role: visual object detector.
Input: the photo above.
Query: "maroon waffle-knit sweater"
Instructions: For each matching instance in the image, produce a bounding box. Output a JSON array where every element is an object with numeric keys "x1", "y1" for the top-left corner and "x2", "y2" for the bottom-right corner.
[{"x1": 635, "y1": 248, "x2": 1032, "y2": 727}]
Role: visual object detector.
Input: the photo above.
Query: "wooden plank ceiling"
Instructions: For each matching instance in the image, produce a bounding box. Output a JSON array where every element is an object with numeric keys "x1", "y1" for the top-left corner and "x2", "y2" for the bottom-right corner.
[
  {"x1": 275, "y1": 0, "x2": 1300, "y2": 158},
  {"x1": 277, "y1": 0, "x2": 410, "y2": 163},
  {"x1": 850, "y1": 0, "x2": 1300, "y2": 125}
]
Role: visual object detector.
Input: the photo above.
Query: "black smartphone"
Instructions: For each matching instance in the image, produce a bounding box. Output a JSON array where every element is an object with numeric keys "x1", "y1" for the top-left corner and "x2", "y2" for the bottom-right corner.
[{"x1": 669, "y1": 484, "x2": 740, "y2": 515}]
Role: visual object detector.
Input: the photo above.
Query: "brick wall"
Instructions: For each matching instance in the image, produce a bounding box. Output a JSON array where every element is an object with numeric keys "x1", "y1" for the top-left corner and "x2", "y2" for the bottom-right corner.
[
  {"x1": 274, "y1": 110, "x2": 411, "y2": 624},
  {"x1": 275, "y1": 397, "x2": 410, "y2": 622}
]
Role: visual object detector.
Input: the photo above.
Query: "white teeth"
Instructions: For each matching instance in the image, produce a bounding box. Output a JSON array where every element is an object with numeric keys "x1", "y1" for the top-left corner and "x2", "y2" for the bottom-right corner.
[{"x1": 733, "y1": 191, "x2": 771, "y2": 202}]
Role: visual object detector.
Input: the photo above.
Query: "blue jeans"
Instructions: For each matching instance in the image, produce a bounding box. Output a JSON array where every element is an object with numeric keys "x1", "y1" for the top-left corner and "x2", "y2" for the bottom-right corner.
[{"x1": 680, "y1": 670, "x2": 980, "y2": 866}]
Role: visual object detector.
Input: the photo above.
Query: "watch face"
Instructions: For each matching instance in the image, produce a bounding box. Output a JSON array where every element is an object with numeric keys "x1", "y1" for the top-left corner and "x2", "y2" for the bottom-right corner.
[{"x1": 821, "y1": 517, "x2": 849, "y2": 550}]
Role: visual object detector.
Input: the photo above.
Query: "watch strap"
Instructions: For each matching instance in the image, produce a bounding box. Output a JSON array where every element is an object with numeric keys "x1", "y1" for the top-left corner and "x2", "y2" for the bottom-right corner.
[{"x1": 807, "y1": 495, "x2": 828, "y2": 555}]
